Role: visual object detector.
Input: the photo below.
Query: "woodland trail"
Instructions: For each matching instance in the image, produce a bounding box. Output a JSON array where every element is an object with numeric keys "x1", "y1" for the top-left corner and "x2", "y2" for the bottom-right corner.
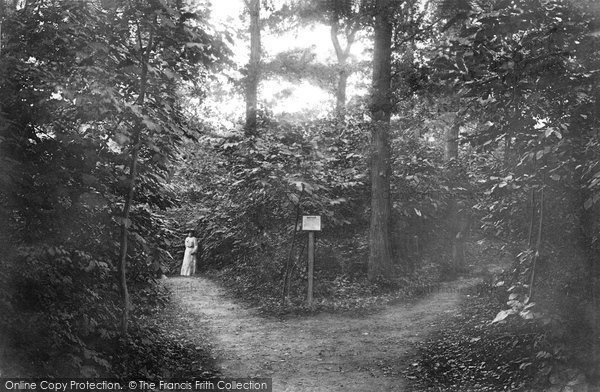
[{"x1": 165, "y1": 276, "x2": 478, "y2": 392}]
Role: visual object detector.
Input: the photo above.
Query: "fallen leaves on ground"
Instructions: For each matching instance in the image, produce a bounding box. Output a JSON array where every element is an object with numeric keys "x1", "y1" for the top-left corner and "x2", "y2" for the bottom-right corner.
[{"x1": 405, "y1": 285, "x2": 544, "y2": 392}]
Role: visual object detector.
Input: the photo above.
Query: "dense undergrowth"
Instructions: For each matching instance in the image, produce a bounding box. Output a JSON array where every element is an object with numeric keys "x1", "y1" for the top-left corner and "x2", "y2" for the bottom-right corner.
[
  {"x1": 213, "y1": 263, "x2": 444, "y2": 316},
  {"x1": 407, "y1": 273, "x2": 598, "y2": 392},
  {"x1": 208, "y1": 236, "x2": 457, "y2": 316},
  {"x1": 0, "y1": 278, "x2": 217, "y2": 379},
  {"x1": 110, "y1": 282, "x2": 218, "y2": 380},
  {"x1": 407, "y1": 282, "x2": 546, "y2": 391},
  {"x1": 206, "y1": 237, "x2": 506, "y2": 317}
]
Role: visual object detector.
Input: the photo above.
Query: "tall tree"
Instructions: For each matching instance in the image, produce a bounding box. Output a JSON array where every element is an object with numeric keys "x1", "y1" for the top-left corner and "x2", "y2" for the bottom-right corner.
[
  {"x1": 368, "y1": 0, "x2": 394, "y2": 280},
  {"x1": 245, "y1": 0, "x2": 261, "y2": 135}
]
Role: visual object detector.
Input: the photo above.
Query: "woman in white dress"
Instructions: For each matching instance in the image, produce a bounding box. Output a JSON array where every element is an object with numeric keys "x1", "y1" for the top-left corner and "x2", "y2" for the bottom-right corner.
[{"x1": 180, "y1": 230, "x2": 198, "y2": 276}]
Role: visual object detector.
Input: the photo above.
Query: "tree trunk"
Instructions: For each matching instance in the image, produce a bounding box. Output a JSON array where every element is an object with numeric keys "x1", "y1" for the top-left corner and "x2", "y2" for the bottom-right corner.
[
  {"x1": 0, "y1": 0, "x2": 16, "y2": 56},
  {"x1": 245, "y1": 0, "x2": 260, "y2": 136},
  {"x1": 330, "y1": 16, "x2": 357, "y2": 120},
  {"x1": 529, "y1": 189, "x2": 544, "y2": 301},
  {"x1": 0, "y1": 3, "x2": 3, "y2": 57},
  {"x1": 527, "y1": 189, "x2": 536, "y2": 248},
  {"x1": 504, "y1": 135, "x2": 511, "y2": 169},
  {"x1": 445, "y1": 121, "x2": 459, "y2": 161},
  {"x1": 117, "y1": 144, "x2": 139, "y2": 336},
  {"x1": 117, "y1": 45, "x2": 148, "y2": 335},
  {"x1": 368, "y1": 0, "x2": 393, "y2": 281},
  {"x1": 445, "y1": 118, "x2": 466, "y2": 273},
  {"x1": 335, "y1": 68, "x2": 348, "y2": 118}
]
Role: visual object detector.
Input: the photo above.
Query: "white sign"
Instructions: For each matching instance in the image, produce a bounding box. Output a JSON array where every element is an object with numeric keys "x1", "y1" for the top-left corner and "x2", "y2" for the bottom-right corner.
[{"x1": 302, "y1": 215, "x2": 321, "y2": 231}]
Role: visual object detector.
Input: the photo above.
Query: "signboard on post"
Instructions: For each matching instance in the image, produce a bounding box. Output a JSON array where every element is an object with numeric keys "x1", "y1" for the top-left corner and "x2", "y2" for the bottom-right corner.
[
  {"x1": 301, "y1": 215, "x2": 321, "y2": 307},
  {"x1": 301, "y1": 215, "x2": 321, "y2": 231}
]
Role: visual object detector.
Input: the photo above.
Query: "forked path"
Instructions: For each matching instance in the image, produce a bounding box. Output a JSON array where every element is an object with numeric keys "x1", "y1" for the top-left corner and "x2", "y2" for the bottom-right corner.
[{"x1": 166, "y1": 276, "x2": 476, "y2": 392}]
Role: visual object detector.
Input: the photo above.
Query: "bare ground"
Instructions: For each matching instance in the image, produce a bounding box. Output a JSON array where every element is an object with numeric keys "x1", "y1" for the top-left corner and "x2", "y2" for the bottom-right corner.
[{"x1": 165, "y1": 276, "x2": 480, "y2": 392}]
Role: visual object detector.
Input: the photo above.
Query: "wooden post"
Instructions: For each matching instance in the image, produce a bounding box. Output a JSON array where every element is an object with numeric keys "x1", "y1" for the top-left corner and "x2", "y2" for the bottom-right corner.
[
  {"x1": 307, "y1": 231, "x2": 315, "y2": 306},
  {"x1": 301, "y1": 215, "x2": 320, "y2": 306}
]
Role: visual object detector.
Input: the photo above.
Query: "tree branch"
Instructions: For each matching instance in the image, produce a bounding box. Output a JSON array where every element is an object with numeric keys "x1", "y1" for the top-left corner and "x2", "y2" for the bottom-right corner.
[
  {"x1": 344, "y1": 21, "x2": 359, "y2": 58},
  {"x1": 330, "y1": 16, "x2": 344, "y2": 61}
]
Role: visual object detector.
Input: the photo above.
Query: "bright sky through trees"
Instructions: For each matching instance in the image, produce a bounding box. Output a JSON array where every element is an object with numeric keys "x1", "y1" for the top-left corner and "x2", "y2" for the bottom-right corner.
[{"x1": 204, "y1": 0, "x2": 368, "y2": 123}]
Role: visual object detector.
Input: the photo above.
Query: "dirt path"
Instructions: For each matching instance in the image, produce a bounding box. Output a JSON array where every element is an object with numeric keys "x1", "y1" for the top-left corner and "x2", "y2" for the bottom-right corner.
[{"x1": 166, "y1": 276, "x2": 478, "y2": 392}]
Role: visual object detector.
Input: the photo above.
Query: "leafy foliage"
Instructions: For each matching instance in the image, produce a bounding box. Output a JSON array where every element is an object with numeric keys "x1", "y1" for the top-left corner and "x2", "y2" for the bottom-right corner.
[
  {"x1": 422, "y1": 0, "x2": 600, "y2": 383},
  {"x1": 0, "y1": 0, "x2": 227, "y2": 376},
  {"x1": 172, "y1": 113, "x2": 370, "y2": 268},
  {"x1": 409, "y1": 284, "x2": 549, "y2": 391}
]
